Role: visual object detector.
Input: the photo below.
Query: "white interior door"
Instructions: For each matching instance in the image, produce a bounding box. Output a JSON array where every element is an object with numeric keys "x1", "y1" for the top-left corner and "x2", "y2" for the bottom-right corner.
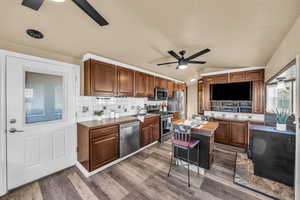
[
  {"x1": 296, "y1": 56, "x2": 300, "y2": 199},
  {"x1": 6, "y1": 56, "x2": 76, "y2": 190}
]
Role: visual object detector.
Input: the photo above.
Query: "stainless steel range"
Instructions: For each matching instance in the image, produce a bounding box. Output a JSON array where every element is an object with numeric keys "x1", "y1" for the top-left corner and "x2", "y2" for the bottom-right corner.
[{"x1": 147, "y1": 105, "x2": 173, "y2": 142}]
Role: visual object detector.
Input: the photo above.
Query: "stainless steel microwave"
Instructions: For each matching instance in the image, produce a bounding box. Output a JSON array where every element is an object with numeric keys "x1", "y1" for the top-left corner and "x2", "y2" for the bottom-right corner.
[{"x1": 155, "y1": 88, "x2": 168, "y2": 100}]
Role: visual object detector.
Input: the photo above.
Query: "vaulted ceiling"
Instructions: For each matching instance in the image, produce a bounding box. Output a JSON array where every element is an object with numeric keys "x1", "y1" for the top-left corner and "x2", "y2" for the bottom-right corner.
[{"x1": 0, "y1": 0, "x2": 300, "y2": 81}]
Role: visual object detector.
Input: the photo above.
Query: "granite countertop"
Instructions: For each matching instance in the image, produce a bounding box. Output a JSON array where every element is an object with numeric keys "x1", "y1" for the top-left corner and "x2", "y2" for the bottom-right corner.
[
  {"x1": 172, "y1": 119, "x2": 219, "y2": 137},
  {"x1": 78, "y1": 114, "x2": 160, "y2": 129},
  {"x1": 211, "y1": 116, "x2": 264, "y2": 123},
  {"x1": 249, "y1": 124, "x2": 295, "y2": 135}
]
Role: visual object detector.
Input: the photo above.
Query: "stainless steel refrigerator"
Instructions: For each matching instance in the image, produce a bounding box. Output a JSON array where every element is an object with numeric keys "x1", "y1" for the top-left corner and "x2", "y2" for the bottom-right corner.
[{"x1": 167, "y1": 91, "x2": 186, "y2": 119}]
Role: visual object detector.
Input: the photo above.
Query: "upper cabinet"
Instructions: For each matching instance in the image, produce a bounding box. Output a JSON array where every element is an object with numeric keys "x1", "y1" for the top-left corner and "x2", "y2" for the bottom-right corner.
[
  {"x1": 146, "y1": 74, "x2": 155, "y2": 97},
  {"x1": 229, "y1": 71, "x2": 246, "y2": 83},
  {"x1": 228, "y1": 69, "x2": 264, "y2": 83},
  {"x1": 167, "y1": 81, "x2": 174, "y2": 97},
  {"x1": 175, "y1": 83, "x2": 186, "y2": 91},
  {"x1": 155, "y1": 77, "x2": 168, "y2": 89},
  {"x1": 135, "y1": 71, "x2": 147, "y2": 97},
  {"x1": 82, "y1": 59, "x2": 177, "y2": 97},
  {"x1": 83, "y1": 59, "x2": 117, "y2": 96},
  {"x1": 117, "y1": 67, "x2": 135, "y2": 96},
  {"x1": 252, "y1": 80, "x2": 265, "y2": 114}
]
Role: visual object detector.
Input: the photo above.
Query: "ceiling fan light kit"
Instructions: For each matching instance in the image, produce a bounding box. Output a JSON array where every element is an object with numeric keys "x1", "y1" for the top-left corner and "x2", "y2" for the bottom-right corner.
[
  {"x1": 51, "y1": 0, "x2": 66, "y2": 2},
  {"x1": 157, "y1": 48, "x2": 210, "y2": 70},
  {"x1": 178, "y1": 64, "x2": 188, "y2": 70}
]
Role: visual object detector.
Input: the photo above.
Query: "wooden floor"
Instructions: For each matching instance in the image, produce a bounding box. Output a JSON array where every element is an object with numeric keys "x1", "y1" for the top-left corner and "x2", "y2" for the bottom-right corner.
[{"x1": 1, "y1": 141, "x2": 271, "y2": 200}]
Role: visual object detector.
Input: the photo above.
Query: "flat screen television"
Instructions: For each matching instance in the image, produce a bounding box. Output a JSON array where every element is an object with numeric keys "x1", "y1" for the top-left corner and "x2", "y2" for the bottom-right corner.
[{"x1": 211, "y1": 82, "x2": 252, "y2": 101}]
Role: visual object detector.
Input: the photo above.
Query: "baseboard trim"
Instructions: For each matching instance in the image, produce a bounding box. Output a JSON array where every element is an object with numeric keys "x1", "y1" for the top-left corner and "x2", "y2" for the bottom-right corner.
[{"x1": 76, "y1": 141, "x2": 158, "y2": 177}]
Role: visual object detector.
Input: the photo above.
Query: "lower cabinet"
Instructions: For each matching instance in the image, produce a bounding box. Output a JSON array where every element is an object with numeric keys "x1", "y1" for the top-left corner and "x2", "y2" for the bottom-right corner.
[
  {"x1": 214, "y1": 120, "x2": 229, "y2": 144},
  {"x1": 141, "y1": 126, "x2": 153, "y2": 147},
  {"x1": 77, "y1": 124, "x2": 119, "y2": 172},
  {"x1": 229, "y1": 121, "x2": 248, "y2": 148},
  {"x1": 140, "y1": 116, "x2": 160, "y2": 147},
  {"x1": 212, "y1": 118, "x2": 248, "y2": 148}
]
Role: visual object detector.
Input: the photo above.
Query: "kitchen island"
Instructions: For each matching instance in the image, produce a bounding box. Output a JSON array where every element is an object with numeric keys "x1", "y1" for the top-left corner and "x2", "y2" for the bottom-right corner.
[{"x1": 172, "y1": 120, "x2": 219, "y2": 169}]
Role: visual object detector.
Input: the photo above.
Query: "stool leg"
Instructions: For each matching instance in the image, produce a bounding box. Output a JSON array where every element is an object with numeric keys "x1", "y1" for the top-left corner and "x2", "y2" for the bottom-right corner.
[
  {"x1": 197, "y1": 144, "x2": 200, "y2": 175},
  {"x1": 187, "y1": 148, "x2": 190, "y2": 187},
  {"x1": 168, "y1": 144, "x2": 174, "y2": 177}
]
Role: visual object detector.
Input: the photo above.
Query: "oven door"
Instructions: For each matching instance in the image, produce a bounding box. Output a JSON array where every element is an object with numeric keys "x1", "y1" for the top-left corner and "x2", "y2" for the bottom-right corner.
[
  {"x1": 161, "y1": 117, "x2": 173, "y2": 135},
  {"x1": 155, "y1": 88, "x2": 168, "y2": 100}
]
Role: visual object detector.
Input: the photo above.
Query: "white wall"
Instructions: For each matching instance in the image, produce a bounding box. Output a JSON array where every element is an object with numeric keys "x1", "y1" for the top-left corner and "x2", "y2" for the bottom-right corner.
[
  {"x1": 265, "y1": 15, "x2": 300, "y2": 81},
  {"x1": 187, "y1": 82, "x2": 198, "y2": 118}
]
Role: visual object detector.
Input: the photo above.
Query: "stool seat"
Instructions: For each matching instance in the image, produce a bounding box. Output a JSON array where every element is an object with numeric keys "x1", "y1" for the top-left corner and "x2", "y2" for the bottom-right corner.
[{"x1": 171, "y1": 139, "x2": 200, "y2": 149}]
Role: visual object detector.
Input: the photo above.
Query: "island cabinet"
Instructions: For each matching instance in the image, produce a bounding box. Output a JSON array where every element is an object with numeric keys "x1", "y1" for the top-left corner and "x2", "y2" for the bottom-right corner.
[
  {"x1": 83, "y1": 59, "x2": 117, "y2": 96},
  {"x1": 212, "y1": 118, "x2": 248, "y2": 148},
  {"x1": 117, "y1": 67, "x2": 135, "y2": 96},
  {"x1": 135, "y1": 71, "x2": 147, "y2": 97},
  {"x1": 140, "y1": 116, "x2": 160, "y2": 147},
  {"x1": 77, "y1": 124, "x2": 119, "y2": 172}
]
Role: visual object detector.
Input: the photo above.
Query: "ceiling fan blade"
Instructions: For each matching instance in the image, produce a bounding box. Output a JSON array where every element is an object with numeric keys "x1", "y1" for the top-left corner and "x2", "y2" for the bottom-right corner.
[
  {"x1": 188, "y1": 61, "x2": 207, "y2": 64},
  {"x1": 185, "y1": 48, "x2": 210, "y2": 61},
  {"x1": 22, "y1": 0, "x2": 45, "y2": 11},
  {"x1": 168, "y1": 51, "x2": 181, "y2": 60},
  {"x1": 157, "y1": 62, "x2": 178, "y2": 66},
  {"x1": 72, "y1": 0, "x2": 109, "y2": 26}
]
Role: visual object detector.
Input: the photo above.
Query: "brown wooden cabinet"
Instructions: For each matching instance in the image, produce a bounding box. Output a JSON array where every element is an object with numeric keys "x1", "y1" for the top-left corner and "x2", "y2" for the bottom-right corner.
[
  {"x1": 167, "y1": 81, "x2": 174, "y2": 97},
  {"x1": 117, "y1": 67, "x2": 135, "y2": 96},
  {"x1": 83, "y1": 59, "x2": 117, "y2": 96},
  {"x1": 229, "y1": 121, "x2": 248, "y2": 148},
  {"x1": 245, "y1": 70, "x2": 264, "y2": 81},
  {"x1": 135, "y1": 71, "x2": 147, "y2": 97},
  {"x1": 155, "y1": 77, "x2": 168, "y2": 89},
  {"x1": 175, "y1": 83, "x2": 186, "y2": 91},
  {"x1": 198, "y1": 79, "x2": 204, "y2": 114},
  {"x1": 212, "y1": 118, "x2": 248, "y2": 148},
  {"x1": 141, "y1": 126, "x2": 153, "y2": 147},
  {"x1": 77, "y1": 124, "x2": 119, "y2": 172},
  {"x1": 140, "y1": 116, "x2": 160, "y2": 147},
  {"x1": 203, "y1": 78, "x2": 213, "y2": 111},
  {"x1": 229, "y1": 71, "x2": 246, "y2": 83},
  {"x1": 213, "y1": 119, "x2": 229, "y2": 144},
  {"x1": 252, "y1": 80, "x2": 265, "y2": 114},
  {"x1": 146, "y1": 74, "x2": 155, "y2": 97},
  {"x1": 213, "y1": 74, "x2": 228, "y2": 84}
]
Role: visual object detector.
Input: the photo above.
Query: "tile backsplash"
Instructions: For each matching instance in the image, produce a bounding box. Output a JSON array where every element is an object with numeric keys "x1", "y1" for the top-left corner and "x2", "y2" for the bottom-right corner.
[{"x1": 77, "y1": 96, "x2": 165, "y2": 122}]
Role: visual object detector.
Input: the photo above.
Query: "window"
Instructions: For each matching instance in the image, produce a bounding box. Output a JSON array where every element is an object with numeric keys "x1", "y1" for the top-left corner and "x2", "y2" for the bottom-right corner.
[
  {"x1": 266, "y1": 63, "x2": 296, "y2": 114},
  {"x1": 25, "y1": 72, "x2": 64, "y2": 124}
]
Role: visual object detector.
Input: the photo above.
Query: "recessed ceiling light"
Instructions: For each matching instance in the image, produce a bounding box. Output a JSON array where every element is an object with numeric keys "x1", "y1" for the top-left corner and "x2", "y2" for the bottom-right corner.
[
  {"x1": 26, "y1": 29, "x2": 44, "y2": 39},
  {"x1": 51, "y1": 0, "x2": 66, "y2": 2},
  {"x1": 190, "y1": 78, "x2": 196, "y2": 82},
  {"x1": 178, "y1": 64, "x2": 188, "y2": 70}
]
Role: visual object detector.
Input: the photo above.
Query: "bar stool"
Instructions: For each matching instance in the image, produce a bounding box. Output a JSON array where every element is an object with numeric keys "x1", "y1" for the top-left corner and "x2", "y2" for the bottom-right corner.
[{"x1": 168, "y1": 124, "x2": 200, "y2": 187}]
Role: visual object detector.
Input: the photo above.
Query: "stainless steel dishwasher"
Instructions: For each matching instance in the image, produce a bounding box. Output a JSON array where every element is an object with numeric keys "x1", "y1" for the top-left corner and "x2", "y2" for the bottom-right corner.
[{"x1": 119, "y1": 121, "x2": 140, "y2": 157}]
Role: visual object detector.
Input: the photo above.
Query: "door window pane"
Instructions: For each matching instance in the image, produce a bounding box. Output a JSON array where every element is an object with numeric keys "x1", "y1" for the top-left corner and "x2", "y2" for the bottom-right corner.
[{"x1": 25, "y1": 72, "x2": 64, "y2": 124}]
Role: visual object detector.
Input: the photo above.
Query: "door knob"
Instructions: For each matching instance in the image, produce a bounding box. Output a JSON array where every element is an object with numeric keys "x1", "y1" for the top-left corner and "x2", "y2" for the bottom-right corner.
[{"x1": 9, "y1": 128, "x2": 24, "y2": 133}]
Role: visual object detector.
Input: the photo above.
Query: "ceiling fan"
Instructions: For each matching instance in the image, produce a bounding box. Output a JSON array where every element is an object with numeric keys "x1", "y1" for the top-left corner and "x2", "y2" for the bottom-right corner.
[
  {"x1": 21, "y1": 0, "x2": 109, "y2": 26},
  {"x1": 157, "y1": 48, "x2": 210, "y2": 69}
]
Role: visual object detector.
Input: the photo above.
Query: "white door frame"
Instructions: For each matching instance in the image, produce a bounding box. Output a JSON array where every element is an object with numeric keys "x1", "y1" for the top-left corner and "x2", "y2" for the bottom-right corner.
[
  {"x1": 296, "y1": 55, "x2": 300, "y2": 200},
  {"x1": 0, "y1": 49, "x2": 79, "y2": 196}
]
